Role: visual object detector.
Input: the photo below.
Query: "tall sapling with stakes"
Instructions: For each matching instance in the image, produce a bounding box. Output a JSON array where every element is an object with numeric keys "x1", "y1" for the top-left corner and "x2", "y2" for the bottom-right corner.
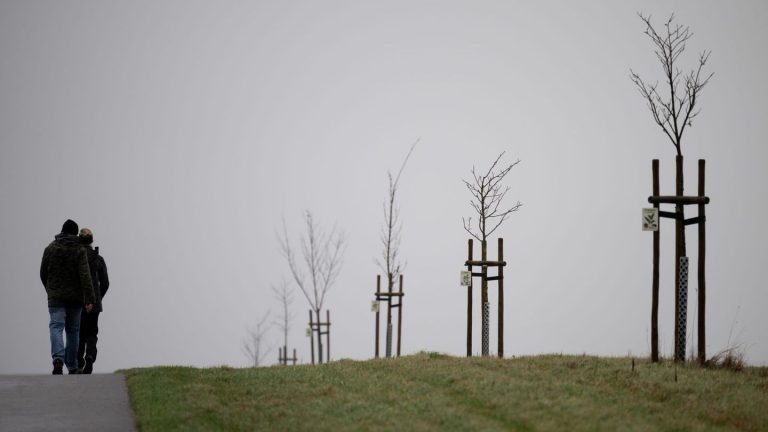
[
  {"x1": 376, "y1": 138, "x2": 418, "y2": 357},
  {"x1": 278, "y1": 211, "x2": 345, "y2": 364},
  {"x1": 462, "y1": 152, "x2": 521, "y2": 356},
  {"x1": 630, "y1": 13, "x2": 713, "y2": 363}
]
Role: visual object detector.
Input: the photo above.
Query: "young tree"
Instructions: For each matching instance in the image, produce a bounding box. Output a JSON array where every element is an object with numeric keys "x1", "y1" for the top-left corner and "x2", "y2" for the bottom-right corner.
[
  {"x1": 630, "y1": 13, "x2": 712, "y2": 363},
  {"x1": 242, "y1": 312, "x2": 273, "y2": 367},
  {"x1": 462, "y1": 152, "x2": 521, "y2": 356},
  {"x1": 272, "y1": 279, "x2": 295, "y2": 365},
  {"x1": 376, "y1": 138, "x2": 418, "y2": 357},
  {"x1": 278, "y1": 211, "x2": 345, "y2": 364}
]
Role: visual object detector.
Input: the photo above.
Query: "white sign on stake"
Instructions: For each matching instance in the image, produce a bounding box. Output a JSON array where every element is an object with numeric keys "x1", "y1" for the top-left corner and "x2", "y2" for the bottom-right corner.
[
  {"x1": 460, "y1": 270, "x2": 471, "y2": 286},
  {"x1": 371, "y1": 300, "x2": 379, "y2": 313},
  {"x1": 305, "y1": 327, "x2": 311, "y2": 337},
  {"x1": 642, "y1": 208, "x2": 659, "y2": 232}
]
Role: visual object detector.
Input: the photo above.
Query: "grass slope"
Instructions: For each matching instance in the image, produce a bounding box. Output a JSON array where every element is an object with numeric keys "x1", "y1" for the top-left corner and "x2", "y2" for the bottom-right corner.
[{"x1": 122, "y1": 353, "x2": 768, "y2": 431}]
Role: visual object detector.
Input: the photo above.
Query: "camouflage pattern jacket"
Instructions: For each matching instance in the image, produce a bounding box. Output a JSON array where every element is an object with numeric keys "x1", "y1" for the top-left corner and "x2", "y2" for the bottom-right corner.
[{"x1": 40, "y1": 234, "x2": 95, "y2": 307}]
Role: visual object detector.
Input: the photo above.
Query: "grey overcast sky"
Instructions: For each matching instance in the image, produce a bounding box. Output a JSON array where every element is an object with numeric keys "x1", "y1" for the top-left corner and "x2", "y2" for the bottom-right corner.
[{"x1": 1, "y1": 1, "x2": 766, "y2": 374}]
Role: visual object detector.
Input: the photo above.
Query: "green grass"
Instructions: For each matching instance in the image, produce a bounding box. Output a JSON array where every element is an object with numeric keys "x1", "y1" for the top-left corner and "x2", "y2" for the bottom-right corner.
[{"x1": 122, "y1": 353, "x2": 768, "y2": 431}]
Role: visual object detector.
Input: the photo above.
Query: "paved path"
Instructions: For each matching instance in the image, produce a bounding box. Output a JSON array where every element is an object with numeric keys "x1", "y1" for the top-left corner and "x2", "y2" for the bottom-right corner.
[{"x1": 0, "y1": 374, "x2": 135, "y2": 431}]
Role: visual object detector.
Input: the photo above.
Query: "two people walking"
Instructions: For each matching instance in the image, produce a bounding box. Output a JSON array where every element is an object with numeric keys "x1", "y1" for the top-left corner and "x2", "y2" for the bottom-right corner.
[{"x1": 40, "y1": 219, "x2": 110, "y2": 375}]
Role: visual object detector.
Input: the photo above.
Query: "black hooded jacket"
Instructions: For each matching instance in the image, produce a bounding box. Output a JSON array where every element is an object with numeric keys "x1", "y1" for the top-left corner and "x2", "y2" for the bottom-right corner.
[{"x1": 84, "y1": 245, "x2": 110, "y2": 312}]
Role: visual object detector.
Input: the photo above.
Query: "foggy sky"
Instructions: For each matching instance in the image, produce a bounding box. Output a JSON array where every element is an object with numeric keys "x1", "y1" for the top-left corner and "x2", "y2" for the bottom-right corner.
[{"x1": 1, "y1": 0, "x2": 767, "y2": 374}]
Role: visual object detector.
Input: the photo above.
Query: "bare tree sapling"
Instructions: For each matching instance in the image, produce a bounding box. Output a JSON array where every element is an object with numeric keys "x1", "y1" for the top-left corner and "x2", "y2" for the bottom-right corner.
[
  {"x1": 278, "y1": 211, "x2": 345, "y2": 364},
  {"x1": 462, "y1": 152, "x2": 521, "y2": 356},
  {"x1": 243, "y1": 312, "x2": 274, "y2": 367},
  {"x1": 630, "y1": 13, "x2": 712, "y2": 363},
  {"x1": 272, "y1": 279, "x2": 295, "y2": 365},
  {"x1": 376, "y1": 138, "x2": 418, "y2": 357}
]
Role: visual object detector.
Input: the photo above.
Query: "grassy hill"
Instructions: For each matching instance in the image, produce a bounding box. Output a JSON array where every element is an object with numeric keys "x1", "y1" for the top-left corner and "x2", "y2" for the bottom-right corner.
[{"x1": 122, "y1": 353, "x2": 768, "y2": 431}]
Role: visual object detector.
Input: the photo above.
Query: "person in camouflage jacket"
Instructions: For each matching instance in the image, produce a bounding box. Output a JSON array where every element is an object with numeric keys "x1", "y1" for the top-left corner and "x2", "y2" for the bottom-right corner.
[{"x1": 40, "y1": 219, "x2": 95, "y2": 374}]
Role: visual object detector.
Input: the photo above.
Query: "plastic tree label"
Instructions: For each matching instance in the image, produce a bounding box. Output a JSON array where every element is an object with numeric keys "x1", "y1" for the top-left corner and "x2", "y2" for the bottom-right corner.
[
  {"x1": 460, "y1": 271, "x2": 471, "y2": 286},
  {"x1": 643, "y1": 208, "x2": 659, "y2": 231}
]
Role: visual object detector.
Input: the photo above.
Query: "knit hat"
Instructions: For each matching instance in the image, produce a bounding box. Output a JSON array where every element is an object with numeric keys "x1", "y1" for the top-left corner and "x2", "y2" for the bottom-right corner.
[
  {"x1": 79, "y1": 228, "x2": 93, "y2": 245},
  {"x1": 61, "y1": 219, "x2": 79, "y2": 235}
]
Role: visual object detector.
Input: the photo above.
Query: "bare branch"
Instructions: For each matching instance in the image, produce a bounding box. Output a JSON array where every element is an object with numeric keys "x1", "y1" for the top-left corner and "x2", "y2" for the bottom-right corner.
[
  {"x1": 631, "y1": 13, "x2": 712, "y2": 156},
  {"x1": 486, "y1": 201, "x2": 522, "y2": 238},
  {"x1": 318, "y1": 225, "x2": 346, "y2": 310},
  {"x1": 277, "y1": 216, "x2": 313, "y2": 309},
  {"x1": 462, "y1": 216, "x2": 481, "y2": 242},
  {"x1": 393, "y1": 138, "x2": 420, "y2": 190},
  {"x1": 271, "y1": 279, "x2": 294, "y2": 352},
  {"x1": 378, "y1": 138, "x2": 419, "y2": 289},
  {"x1": 279, "y1": 211, "x2": 345, "y2": 314},
  {"x1": 462, "y1": 153, "x2": 522, "y2": 242}
]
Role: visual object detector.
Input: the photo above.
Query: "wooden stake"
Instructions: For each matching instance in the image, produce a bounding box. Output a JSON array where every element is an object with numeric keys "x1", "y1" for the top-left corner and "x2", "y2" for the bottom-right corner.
[
  {"x1": 397, "y1": 274, "x2": 403, "y2": 357},
  {"x1": 386, "y1": 271, "x2": 393, "y2": 358},
  {"x1": 467, "y1": 239, "x2": 473, "y2": 357},
  {"x1": 375, "y1": 275, "x2": 380, "y2": 358},
  {"x1": 674, "y1": 155, "x2": 683, "y2": 362},
  {"x1": 309, "y1": 310, "x2": 315, "y2": 365},
  {"x1": 498, "y1": 237, "x2": 504, "y2": 358},
  {"x1": 326, "y1": 309, "x2": 331, "y2": 363},
  {"x1": 698, "y1": 159, "x2": 706, "y2": 365},
  {"x1": 652, "y1": 159, "x2": 660, "y2": 362}
]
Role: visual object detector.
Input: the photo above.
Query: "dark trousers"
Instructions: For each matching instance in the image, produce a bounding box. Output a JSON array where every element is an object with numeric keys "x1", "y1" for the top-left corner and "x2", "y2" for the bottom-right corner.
[{"x1": 78, "y1": 310, "x2": 100, "y2": 367}]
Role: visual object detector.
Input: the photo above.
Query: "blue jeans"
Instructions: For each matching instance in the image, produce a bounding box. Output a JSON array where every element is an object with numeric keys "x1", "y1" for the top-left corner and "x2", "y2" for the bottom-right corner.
[{"x1": 49, "y1": 306, "x2": 82, "y2": 371}]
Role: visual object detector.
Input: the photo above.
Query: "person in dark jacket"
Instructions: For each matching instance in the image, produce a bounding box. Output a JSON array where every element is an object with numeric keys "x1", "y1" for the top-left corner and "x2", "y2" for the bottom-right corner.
[
  {"x1": 77, "y1": 228, "x2": 110, "y2": 374},
  {"x1": 40, "y1": 219, "x2": 95, "y2": 374}
]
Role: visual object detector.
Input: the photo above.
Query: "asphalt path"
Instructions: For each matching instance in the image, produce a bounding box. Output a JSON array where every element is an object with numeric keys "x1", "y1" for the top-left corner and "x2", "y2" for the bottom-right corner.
[{"x1": 0, "y1": 374, "x2": 135, "y2": 431}]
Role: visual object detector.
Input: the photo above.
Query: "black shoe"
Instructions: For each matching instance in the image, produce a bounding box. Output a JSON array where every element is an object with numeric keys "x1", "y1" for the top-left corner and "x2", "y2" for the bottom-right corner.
[
  {"x1": 83, "y1": 356, "x2": 94, "y2": 374},
  {"x1": 52, "y1": 359, "x2": 63, "y2": 375},
  {"x1": 68, "y1": 368, "x2": 81, "y2": 375}
]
